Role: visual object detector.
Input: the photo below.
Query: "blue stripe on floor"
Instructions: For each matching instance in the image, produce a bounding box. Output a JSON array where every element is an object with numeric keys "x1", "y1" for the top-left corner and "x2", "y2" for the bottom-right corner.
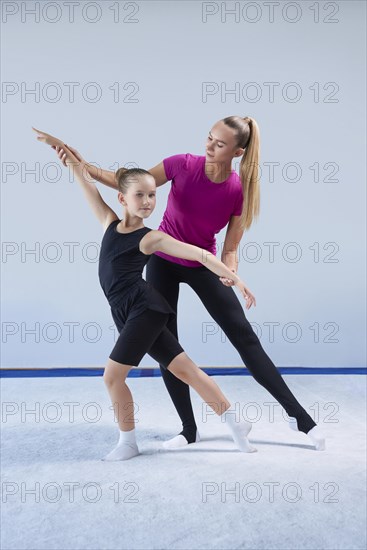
[{"x1": 0, "y1": 367, "x2": 366, "y2": 378}]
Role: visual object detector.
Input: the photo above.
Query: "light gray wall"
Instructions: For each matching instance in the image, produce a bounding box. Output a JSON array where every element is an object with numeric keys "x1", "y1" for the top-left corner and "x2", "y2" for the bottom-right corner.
[{"x1": 1, "y1": 0, "x2": 365, "y2": 367}]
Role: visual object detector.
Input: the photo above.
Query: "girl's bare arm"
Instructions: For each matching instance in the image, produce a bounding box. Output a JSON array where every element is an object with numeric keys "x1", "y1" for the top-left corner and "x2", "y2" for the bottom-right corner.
[
  {"x1": 140, "y1": 231, "x2": 256, "y2": 308},
  {"x1": 33, "y1": 128, "x2": 118, "y2": 229},
  {"x1": 47, "y1": 139, "x2": 118, "y2": 189}
]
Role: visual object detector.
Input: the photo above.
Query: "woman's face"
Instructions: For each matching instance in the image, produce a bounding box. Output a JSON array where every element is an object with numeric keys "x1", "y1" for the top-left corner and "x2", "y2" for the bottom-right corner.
[
  {"x1": 119, "y1": 175, "x2": 157, "y2": 219},
  {"x1": 205, "y1": 120, "x2": 244, "y2": 163}
]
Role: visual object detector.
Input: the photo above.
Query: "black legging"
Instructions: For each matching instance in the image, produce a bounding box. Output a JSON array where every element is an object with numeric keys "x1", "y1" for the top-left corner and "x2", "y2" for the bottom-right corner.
[{"x1": 146, "y1": 253, "x2": 316, "y2": 438}]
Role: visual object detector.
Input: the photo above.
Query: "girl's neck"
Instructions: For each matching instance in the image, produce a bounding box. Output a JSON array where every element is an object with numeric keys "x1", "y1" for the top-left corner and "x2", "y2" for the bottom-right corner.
[
  {"x1": 117, "y1": 217, "x2": 145, "y2": 233},
  {"x1": 204, "y1": 159, "x2": 233, "y2": 183}
]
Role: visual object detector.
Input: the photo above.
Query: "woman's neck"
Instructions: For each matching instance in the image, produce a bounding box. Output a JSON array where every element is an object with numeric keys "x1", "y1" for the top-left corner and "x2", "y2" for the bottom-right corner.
[{"x1": 204, "y1": 159, "x2": 232, "y2": 183}]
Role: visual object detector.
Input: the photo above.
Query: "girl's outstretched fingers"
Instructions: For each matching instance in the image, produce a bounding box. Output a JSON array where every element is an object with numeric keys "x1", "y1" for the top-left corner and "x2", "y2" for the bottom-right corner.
[
  {"x1": 32, "y1": 127, "x2": 64, "y2": 148},
  {"x1": 239, "y1": 284, "x2": 256, "y2": 309}
]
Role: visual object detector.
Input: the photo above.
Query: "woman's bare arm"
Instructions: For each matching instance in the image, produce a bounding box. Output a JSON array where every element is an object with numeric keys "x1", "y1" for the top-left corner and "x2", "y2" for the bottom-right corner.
[
  {"x1": 87, "y1": 165, "x2": 117, "y2": 189},
  {"x1": 84, "y1": 160, "x2": 168, "y2": 189},
  {"x1": 54, "y1": 145, "x2": 169, "y2": 190},
  {"x1": 219, "y1": 214, "x2": 246, "y2": 286},
  {"x1": 221, "y1": 214, "x2": 244, "y2": 271},
  {"x1": 147, "y1": 162, "x2": 169, "y2": 187}
]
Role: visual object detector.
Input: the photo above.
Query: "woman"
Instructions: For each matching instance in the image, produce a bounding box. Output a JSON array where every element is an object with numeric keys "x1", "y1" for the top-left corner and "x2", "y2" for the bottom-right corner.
[
  {"x1": 33, "y1": 127, "x2": 258, "y2": 461},
  {"x1": 51, "y1": 116, "x2": 326, "y2": 451}
]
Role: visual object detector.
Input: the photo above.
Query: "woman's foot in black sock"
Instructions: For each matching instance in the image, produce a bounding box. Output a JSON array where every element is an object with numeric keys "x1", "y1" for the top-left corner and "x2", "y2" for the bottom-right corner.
[
  {"x1": 289, "y1": 416, "x2": 326, "y2": 451},
  {"x1": 162, "y1": 427, "x2": 200, "y2": 449}
]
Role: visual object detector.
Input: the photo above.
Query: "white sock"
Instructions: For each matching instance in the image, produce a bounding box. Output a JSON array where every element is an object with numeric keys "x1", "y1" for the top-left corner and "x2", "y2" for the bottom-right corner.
[
  {"x1": 307, "y1": 425, "x2": 326, "y2": 451},
  {"x1": 102, "y1": 428, "x2": 139, "y2": 461},
  {"x1": 162, "y1": 431, "x2": 201, "y2": 450},
  {"x1": 289, "y1": 417, "x2": 299, "y2": 432},
  {"x1": 221, "y1": 407, "x2": 257, "y2": 453},
  {"x1": 289, "y1": 418, "x2": 326, "y2": 451}
]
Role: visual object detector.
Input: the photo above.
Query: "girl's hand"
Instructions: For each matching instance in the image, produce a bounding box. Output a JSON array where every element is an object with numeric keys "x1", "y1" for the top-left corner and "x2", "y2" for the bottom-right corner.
[
  {"x1": 33, "y1": 127, "x2": 80, "y2": 167},
  {"x1": 236, "y1": 280, "x2": 256, "y2": 310},
  {"x1": 32, "y1": 127, "x2": 64, "y2": 148}
]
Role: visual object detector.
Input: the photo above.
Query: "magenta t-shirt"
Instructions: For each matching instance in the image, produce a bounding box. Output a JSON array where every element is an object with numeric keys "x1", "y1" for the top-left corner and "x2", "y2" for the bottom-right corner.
[{"x1": 155, "y1": 153, "x2": 244, "y2": 268}]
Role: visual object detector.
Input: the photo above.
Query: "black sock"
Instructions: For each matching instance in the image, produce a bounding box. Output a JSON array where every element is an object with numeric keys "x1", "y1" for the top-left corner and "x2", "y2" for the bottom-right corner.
[{"x1": 179, "y1": 427, "x2": 197, "y2": 444}]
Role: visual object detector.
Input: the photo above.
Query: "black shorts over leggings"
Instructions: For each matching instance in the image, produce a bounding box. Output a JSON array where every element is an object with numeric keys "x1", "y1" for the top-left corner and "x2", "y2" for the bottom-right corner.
[{"x1": 109, "y1": 307, "x2": 184, "y2": 369}]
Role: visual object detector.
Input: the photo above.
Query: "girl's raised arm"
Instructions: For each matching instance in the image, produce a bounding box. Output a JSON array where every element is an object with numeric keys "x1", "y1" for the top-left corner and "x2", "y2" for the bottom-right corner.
[
  {"x1": 49, "y1": 137, "x2": 117, "y2": 189},
  {"x1": 140, "y1": 231, "x2": 256, "y2": 309},
  {"x1": 33, "y1": 128, "x2": 118, "y2": 229}
]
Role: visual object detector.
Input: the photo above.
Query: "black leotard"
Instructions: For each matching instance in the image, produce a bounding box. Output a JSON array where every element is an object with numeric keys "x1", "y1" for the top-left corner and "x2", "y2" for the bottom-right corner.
[{"x1": 98, "y1": 219, "x2": 175, "y2": 324}]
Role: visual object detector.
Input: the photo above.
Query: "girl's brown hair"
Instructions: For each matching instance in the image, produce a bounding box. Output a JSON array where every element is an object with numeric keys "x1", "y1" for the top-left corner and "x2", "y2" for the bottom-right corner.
[
  {"x1": 115, "y1": 167, "x2": 153, "y2": 193},
  {"x1": 222, "y1": 116, "x2": 260, "y2": 231}
]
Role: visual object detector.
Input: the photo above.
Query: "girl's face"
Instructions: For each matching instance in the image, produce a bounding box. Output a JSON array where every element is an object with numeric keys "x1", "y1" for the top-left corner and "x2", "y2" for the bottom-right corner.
[
  {"x1": 119, "y1": 175, "x2": 156, "y2": 219},
  {"x1": 205, "y1": 120, "x2": 244, "y2": 163}
]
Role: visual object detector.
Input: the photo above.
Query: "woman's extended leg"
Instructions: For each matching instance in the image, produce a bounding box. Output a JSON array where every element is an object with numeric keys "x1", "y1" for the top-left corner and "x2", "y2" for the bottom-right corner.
[
  {"x1": 146, "y1": 254, "x2": 198, "y2": 444},
  {"x1": 147, "y1": 255, "x2": 324, "y2": 450},
  {"x1": 186, "y1": 268, "x2": 325, "y2": 449},
  {"x1": 147, "y1": 331, "x2": 257, "y2": 453}
]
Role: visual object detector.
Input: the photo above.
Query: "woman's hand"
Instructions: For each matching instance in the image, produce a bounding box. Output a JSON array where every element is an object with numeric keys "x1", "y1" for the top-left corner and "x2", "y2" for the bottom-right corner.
[
  {"x1": 219, "y1": 272, "x2": 236, "y2": 287},
  {"x1": 235, "y1": 280, "x2": 256, "y2": 310},
  {"x1": 54, "y1": 144, "x2": 84, "y2": 166}
]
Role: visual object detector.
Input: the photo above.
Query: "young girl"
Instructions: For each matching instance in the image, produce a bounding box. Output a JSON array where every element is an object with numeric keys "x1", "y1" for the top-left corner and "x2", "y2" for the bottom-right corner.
[
  {"x1": 49, "y1": 117, "x2": 326, "y2": 452},
  {"x1": 33, "y1": 127, "x2": 259, "y2": 461}
]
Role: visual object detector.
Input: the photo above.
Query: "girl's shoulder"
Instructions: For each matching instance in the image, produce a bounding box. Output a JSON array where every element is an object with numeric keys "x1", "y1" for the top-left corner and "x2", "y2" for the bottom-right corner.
[
  {"x1": 102, "y1": 216, "x2": 120, "y2": 236},
  {"x1": 106, "y1": 216, "x2": 120, "y2": 229}
]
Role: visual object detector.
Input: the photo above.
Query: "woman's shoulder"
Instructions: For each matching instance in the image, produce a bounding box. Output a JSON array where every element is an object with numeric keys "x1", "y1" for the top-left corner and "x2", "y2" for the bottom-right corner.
[
  {"x1": 163, "y1": 152, "x2": 199, "y2": 168},
  {"x1": 186, "y1": 153, "x2": 204, "y2": 164},
  {"x1": 183, "y1": 153, "x2": 206, "y2": 174},
  {"x1": 228, "y1": 168, "x2": 242, "y2": 187}
]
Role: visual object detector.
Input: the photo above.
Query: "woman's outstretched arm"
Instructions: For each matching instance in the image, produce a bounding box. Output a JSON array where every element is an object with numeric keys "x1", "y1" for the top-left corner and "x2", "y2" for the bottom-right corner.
[
  {"x1": 33, "y1": 128, "x2": 118, "y2": 229},
  {"x1": 53, "y1": 146, "x2": 169, "y2": 190},
  {"x1": 140, "y1": 231, "x2": 256, "y2": 308}
]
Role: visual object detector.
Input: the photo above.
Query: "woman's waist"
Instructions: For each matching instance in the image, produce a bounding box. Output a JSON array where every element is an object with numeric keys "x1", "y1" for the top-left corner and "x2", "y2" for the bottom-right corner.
[{"x1": 157, "y1": 220, "x2": 217, "y2": 251}]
